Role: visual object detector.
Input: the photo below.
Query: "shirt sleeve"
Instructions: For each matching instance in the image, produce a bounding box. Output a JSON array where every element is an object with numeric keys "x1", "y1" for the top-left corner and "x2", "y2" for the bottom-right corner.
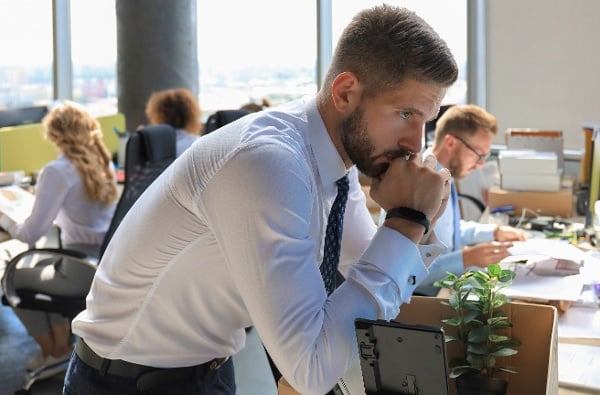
[
  {"x1": 460, "y1": 219, "x2": 496, "y2": 245},
  {"x1": 0, "y1": 164, "x2": 69, "y2": 244},
  {"x1": 414, "y1": 249, "x2": 464, "y2": 296}
]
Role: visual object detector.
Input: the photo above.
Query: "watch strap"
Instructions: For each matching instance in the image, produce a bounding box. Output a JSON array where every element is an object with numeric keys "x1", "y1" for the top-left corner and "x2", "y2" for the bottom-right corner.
[{"x1": 385, "y1": 206, "x2": 430, "y2": 234}]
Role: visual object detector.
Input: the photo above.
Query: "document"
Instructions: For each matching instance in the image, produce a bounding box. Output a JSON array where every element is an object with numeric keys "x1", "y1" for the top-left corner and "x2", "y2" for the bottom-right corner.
[
  {"x1": 0, "y1": 185, "x2": 34, "y2": 223},
  {"x1": 500, "y1": 239, "x2": 586, "y2": 302}
]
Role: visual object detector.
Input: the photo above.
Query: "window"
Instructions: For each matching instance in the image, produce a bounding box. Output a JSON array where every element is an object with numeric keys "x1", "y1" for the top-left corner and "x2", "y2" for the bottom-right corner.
[
  {"x1": 70, "y1": 0, "x2": 118, "y2": 116},
  {"x1": 0, "y1": 1, "x2": 53, "y2": 109},
  {"x1": 197, "y1": 1, "x2": 317, "y2": 118}
]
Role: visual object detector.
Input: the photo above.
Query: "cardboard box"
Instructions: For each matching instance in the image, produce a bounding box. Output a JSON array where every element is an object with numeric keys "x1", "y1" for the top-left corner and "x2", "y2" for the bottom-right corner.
[
  {"x1": 505, "y1": 129, "x2": 564, "y2": 169},
  {"x1": 498, "y1": 150, "x2": 558, "y2": 175},
  {"x1": 488, "y1": 185, "x2": 573, "y2": 218},
  {"x1": 501, "y1": 170, "x2": 563, "y2": 192},
  {"x1": 279, "y1": 296, "x2": 558, "y2": 395},
  {"x1": 396, "y1": 296, "x2": 558, "y2": 395}
]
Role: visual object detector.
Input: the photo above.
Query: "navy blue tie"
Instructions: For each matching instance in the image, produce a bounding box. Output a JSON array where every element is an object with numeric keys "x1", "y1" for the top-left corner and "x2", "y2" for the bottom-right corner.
[
  {"x1": 320, "y1": 175, "x2": 350, "y2": 295},
  {"x1": 451, "y1": 182, "x2": 461, "y2": 251}
]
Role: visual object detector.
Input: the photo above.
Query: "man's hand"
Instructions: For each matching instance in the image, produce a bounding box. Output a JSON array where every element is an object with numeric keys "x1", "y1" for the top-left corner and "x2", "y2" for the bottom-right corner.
[
  {"x1": 494, "y1": 225, "x2": 527, "y2": 241},
  {"x1": 370, "y1": 153, "x2": 450, "y2": 242},
  {"x1": 462, "y1": 241, "x2": 514, "y2": 268}
]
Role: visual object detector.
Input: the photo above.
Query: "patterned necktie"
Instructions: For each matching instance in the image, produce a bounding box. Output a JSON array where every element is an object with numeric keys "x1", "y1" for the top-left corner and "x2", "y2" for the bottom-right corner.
[
  {"x1": 451, "y1": 182, "x2": 461, "y2": 251},
  {"x1": 320, "y1": 175, "x2": 350, "y2": 295}
]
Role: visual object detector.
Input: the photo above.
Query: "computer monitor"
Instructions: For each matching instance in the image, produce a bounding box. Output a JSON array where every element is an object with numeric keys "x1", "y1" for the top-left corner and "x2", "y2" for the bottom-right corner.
[
  {"x1": 0, "y1": 105, "x2": 48, "y2": 128},
  {"x1": 424, "y1": 104, "x2": 454, "y2": 147}
]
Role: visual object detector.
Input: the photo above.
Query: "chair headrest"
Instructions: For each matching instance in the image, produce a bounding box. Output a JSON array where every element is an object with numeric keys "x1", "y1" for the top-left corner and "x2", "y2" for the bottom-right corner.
[{"x1": 138, "y1": 124, "x2": 176, "y2": 162}]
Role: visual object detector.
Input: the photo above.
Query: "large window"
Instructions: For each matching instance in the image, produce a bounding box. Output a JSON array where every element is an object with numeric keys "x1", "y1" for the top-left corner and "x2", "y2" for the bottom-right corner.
[
  {"x1": 0, "y1": 1, "x2": 53, "y2": 109},
  {"x1": 197, "y1": 1, "x2": 317, "y2": 118},
  {"x1": 0, "y1": 1, "x2": 467, "y2": 118},
  {"x1": 70, "y1": 0, "x2": 117, "y2": 116}
]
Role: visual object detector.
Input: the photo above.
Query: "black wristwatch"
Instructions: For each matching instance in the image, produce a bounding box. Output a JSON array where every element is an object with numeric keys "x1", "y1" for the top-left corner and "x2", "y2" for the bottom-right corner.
[{"x1": 385, "y1": 206, "x2": 430, "y2": 234}]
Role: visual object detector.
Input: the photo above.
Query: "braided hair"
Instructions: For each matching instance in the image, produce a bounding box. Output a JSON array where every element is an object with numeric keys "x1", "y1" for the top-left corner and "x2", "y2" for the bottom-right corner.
[{"x1": 43, "y1": 101, "x2": 118, "y2": 205}]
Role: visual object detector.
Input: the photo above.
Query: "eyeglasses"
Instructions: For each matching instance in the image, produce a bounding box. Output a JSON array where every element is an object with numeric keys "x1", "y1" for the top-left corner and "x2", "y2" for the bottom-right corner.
[{"x1": 450, "y1": 134, "x2": 490, "y2": 163}]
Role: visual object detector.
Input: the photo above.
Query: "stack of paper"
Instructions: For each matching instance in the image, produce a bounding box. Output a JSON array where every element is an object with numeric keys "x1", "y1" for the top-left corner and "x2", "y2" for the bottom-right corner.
[{"x1": 500, "y1": 238, "x2": 586, "y2": 302}]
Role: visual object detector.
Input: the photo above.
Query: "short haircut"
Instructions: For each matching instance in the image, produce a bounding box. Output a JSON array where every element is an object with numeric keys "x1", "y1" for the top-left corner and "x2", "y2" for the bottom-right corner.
[
  {"x1": 433, "y1": 104, "x2": 498, "y2": 147},
  {"x1": 322, "y1": 4, "x2": 458, "y2": 98}
]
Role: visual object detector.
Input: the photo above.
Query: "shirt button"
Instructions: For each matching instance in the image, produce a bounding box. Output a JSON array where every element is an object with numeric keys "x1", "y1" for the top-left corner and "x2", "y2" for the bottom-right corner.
[
  {"x1": 408, "y1": 275, "x2": 416, "y2": 285},
  {"x1": 425, "y1": 252, "x2": 432, "y2": 257}
]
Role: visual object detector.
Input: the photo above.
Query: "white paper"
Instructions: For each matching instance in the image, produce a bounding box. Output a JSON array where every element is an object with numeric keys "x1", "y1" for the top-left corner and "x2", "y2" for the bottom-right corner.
[
  {"x1": 558, "y1": 343, "x2": 600, "y2": 391},
  {"x1": 500, "y1": 239, "x2": 587, "y2": 302},
  {"x1": 0, "y1": 185, "x2": 34, "y2": 223}
]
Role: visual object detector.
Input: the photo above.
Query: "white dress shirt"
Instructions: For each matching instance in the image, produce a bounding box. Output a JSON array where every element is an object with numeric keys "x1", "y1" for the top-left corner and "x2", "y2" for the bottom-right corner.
[
  {"x1": 72, "y1": 96, "x2": 443, "y2": 395},
  {"x1": 0, "y1": 154, "x2": 116, "y2": 246}
]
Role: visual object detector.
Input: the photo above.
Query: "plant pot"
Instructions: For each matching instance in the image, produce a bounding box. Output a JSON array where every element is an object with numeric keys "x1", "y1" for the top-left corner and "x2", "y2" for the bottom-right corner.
[{"x1": 455, "y1": 374, "x2": 508, "y2": 395}]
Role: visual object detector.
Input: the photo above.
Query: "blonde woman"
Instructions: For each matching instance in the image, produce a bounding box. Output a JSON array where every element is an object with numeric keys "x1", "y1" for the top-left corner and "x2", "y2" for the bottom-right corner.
[
  {"x1": 0, "y1": 101, "x2": 118, "y2": 372},
  {"x1": 144, "y1": 87, "x2": 202, "y2": 156}
]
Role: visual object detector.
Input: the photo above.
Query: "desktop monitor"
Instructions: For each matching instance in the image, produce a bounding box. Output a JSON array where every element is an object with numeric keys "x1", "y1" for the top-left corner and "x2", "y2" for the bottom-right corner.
[
  {"x1": 0, "y1": 105, "x2": 48, "y2": 128},
  {"x1": 424, "y1": 104, "x2": 454, "y2": 147}
]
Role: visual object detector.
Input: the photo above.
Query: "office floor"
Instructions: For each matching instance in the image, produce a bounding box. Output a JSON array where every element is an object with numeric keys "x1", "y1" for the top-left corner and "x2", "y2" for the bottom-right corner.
[{"x1": 0, "y1": 238, "x2": 277, "y2": 395}]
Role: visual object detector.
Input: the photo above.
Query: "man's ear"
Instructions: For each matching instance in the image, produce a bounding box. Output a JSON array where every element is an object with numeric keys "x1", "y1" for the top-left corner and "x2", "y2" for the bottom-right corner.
[
  {"x1": 444, "y1": 133, "x2": 457, "y2": 150},
  {"x1": 330, "y1": 72, "x2": 362, "y2": 114}
]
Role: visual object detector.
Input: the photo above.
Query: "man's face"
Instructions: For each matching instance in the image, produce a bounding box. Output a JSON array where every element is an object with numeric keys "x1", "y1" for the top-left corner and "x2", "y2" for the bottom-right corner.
[
  {"x1": 340, "y1": 79, "x2": 446, "y2": 179},
  {"x1": 446, "y1": 128, "x2": 493, "y2": 179}
]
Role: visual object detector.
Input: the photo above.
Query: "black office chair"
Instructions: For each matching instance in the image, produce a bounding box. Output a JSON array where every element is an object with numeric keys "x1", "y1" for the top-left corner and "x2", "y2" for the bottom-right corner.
[
  {"x1": 202, "y1": 109, "x2": 250, "y2": 135},
  {"x1": 1, "y1": 123, "x2": 177, "y2": 394}
]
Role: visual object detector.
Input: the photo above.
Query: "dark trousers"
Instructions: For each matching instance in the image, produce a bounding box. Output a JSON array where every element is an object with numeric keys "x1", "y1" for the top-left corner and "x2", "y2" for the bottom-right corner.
[{"x1": 63, "y1": 351, "x2": 236, "y2": 395}]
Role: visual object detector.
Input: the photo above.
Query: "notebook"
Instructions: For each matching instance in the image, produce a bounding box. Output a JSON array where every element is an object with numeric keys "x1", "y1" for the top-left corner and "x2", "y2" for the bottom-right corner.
[{"x1": 354, "y1": 318, "x2": 450, "y2": 395}]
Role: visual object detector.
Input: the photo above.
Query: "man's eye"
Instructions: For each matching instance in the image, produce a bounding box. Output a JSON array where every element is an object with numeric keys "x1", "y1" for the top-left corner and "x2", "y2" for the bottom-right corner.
[{"x1": 399, "y1": 112, "x2": 411, "y2": 120}]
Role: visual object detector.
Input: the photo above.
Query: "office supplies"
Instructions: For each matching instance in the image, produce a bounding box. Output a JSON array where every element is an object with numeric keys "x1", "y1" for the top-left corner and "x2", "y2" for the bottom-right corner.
[{"x1": 355, "y1": 318, "x2": 449, "y2": 395}]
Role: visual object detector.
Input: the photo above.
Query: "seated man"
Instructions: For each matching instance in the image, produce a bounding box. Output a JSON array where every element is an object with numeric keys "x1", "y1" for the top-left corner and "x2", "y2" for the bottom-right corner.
[{"x1": 416, "y1": 104, "x2": 526, "y2": 296}]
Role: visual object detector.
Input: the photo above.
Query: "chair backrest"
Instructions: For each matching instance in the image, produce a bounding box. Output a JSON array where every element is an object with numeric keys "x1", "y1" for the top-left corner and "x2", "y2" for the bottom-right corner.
[
  {"x1": 202, "y1": 109, "x2": 250, "y2": 135},
  {"x1": 99, "y1": 124, "x2": 176, "y2": 257}
]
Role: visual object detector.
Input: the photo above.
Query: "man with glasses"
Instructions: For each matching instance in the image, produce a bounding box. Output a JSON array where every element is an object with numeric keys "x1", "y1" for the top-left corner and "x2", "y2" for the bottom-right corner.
[{"x1": 414, "y1": 104, "x2": 526, "y2": 296}]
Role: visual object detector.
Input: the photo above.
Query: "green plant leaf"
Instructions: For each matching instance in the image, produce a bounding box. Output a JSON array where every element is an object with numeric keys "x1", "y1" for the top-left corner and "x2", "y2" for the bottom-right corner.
[{"x1": 491, "y1": 347, "x2": 519, "y2": 357}]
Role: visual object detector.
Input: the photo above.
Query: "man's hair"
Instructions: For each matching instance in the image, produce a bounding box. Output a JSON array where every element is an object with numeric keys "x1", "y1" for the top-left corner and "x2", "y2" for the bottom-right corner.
[
  {"x1": 433, "y1": 104, "x2": 498, "y2": 146},
  {"x1": 321, "y1": 4, "x2": 458, "y2": 98}
]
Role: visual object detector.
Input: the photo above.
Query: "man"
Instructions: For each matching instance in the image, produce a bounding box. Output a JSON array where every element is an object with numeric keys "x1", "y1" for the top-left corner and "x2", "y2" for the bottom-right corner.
[
  {"x1": 415, "y1": 104, "x2": 526, "y2": 296},
  {"x1": 63, "y1": 5, "x2": 458, "y2": 395}
]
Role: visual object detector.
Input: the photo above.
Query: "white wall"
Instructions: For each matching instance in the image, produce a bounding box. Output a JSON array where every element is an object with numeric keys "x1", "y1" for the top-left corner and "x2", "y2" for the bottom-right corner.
[{"x1": 486, "y1": 0, "x2": 600, "y2": 150}]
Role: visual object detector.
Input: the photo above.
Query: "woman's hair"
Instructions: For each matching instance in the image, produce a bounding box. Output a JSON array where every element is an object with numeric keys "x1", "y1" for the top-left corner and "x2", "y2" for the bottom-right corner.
[
  {"x1": 434, "y1": 104, "x2": 498, "y2": 147},
  {"x1": 43, "y1": 101, "x2": 118, "y2": 205},
  {"x1": 145, "y1": 88, "x2": 202, "y2": 135},
  {"x1": 321, "y1": 4, "x2": 458, "y2": 98}
]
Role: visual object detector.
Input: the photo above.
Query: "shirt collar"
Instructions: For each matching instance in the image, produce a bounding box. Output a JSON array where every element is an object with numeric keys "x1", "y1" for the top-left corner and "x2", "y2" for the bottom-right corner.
[{"x1": 305, "y1": 97, "x2": 348, "y2": 186}]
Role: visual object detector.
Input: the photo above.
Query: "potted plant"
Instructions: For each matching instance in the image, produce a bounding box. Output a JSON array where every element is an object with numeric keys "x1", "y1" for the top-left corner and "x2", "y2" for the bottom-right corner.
[{"x1": 433, "y1": 263, "x2": 521, "y2": 395}]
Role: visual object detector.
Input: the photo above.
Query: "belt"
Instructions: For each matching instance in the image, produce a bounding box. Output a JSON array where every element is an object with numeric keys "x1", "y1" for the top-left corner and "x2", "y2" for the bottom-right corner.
[{"x1": 75, "y1": 338, "x2": 229, "y2": 390}]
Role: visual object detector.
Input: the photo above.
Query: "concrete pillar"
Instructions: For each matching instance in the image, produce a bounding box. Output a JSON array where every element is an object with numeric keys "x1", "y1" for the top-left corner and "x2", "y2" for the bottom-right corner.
[{"x1": 116, "y1": 0, "x2": 198, "y2": 132}]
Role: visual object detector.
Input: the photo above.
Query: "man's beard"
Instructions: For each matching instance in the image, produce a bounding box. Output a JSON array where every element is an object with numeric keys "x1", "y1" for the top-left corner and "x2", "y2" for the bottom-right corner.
[{"x1": 340, "y1": 107, "x2": 385, "y2": 178}]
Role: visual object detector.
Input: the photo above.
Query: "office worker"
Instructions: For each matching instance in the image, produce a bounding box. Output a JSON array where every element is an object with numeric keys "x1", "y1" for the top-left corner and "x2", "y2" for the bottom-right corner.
[
  {"x1": 144, "y1": 87, "x2": 202, "y2": 156},
  {"x1": 414, "y1": 104, "x2": 526, "y2": 296},
  {"x1": 0, "y1": 101, "x2": 118, "y2": 372},
  {"x1": 64, "y1": 5, "x2": 458, "y2": 395}
]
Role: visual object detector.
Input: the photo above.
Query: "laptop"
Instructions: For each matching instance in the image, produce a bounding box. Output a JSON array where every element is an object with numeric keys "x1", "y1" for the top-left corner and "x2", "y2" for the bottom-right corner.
[{"x1": 354, "y1": 318, "x2": 450, "y2": 395}]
